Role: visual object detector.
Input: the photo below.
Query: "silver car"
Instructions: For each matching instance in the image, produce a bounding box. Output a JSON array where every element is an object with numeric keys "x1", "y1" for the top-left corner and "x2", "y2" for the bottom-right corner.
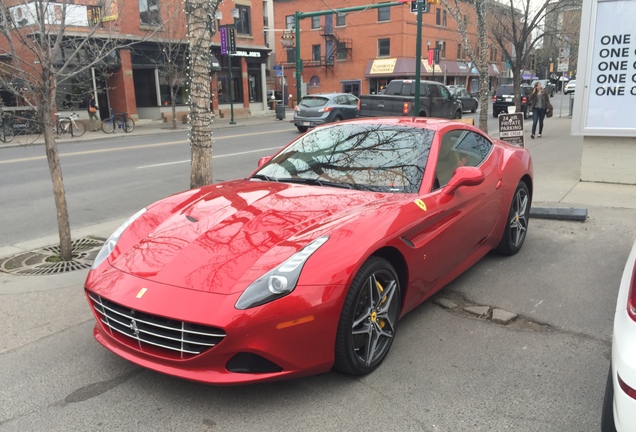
[{"x1": 294, "y1": 93, "x2": 359, "y2": 132}]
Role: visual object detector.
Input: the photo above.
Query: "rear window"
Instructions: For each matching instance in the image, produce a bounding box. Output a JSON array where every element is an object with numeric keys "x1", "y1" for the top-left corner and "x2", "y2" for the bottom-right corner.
[
  {"x1": 496, "y1": 86, "x2": 514, "y2": 96},
  {"x1": 300, "y1": 97, "x2": 329, "y2": 108}
]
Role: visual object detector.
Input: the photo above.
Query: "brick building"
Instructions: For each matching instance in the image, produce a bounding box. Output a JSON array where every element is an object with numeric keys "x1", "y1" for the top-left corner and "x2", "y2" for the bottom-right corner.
[
  {"x1": 271, "y1": 0, "x2": 507, "y2": 105},
  {"x1": 0, "y1": 0, "x2": 273, "y2": 121}
]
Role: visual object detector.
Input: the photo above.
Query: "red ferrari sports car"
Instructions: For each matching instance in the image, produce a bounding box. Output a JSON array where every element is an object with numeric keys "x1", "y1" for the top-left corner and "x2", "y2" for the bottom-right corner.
[{"x1": 85, "y1": 117, "x2": 532, "y2": 385}]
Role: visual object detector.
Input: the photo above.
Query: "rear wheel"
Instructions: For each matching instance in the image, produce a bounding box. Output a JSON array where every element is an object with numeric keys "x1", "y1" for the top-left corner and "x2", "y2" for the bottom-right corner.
[
  {"x1": 334, "y1": 257, "x2": 401, "y2": 376},
  {"x1": 333, "y1": 115, "x2": 343, "y2": 122},
  {"x1": 471, "y1": 103, "x2": 477, "y2": 113},
  {"x1": 296, "y1": 126, "x2": 308, "y2": 132},
  {"x1": 495, "y1": 181, "x2": 530, "y2": 255},
  {"x1": 492, "y1": 110, "x2": 499, "y2": 118},
  {"x1": 453, "y1": 109, "x2": 462, "y2": 119}
]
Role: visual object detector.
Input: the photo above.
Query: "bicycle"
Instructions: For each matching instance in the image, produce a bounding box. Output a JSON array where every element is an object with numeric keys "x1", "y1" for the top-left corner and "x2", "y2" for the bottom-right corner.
[
  {"x1": 54, "y1": 112, "x2": 86, "y2": 138},
  {"x1": 0, "y1": 109, "x2": 42, "y2": 145},
  {"x1": 101, "y1": 109, "x2": 135, "y2": 134}
]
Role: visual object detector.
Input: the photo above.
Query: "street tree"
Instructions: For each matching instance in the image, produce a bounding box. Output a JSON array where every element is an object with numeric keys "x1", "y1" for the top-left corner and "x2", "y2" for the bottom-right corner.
[
  {"x1": 441, "y1": 0, "x2": 491, "y2": 132},
  {"x1": 0, "y1": 0, "x2": 147, "y2": 261},
  {"x1": 154, "y1": 2, "x2": 189, "y2": 130},
  {"x1": 489, "y1": 0, "x2": 574, "y2": 111},
  {"x1": 184, "y1": 0, "x2": 221, "y2": 189}
]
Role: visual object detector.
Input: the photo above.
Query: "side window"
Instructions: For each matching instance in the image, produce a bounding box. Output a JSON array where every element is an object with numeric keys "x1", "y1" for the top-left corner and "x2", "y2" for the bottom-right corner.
[
  {"x1": 439, "y1": 86, "x2": 450, "y2": 100},
  {"x1": 434, "y1": 130, "x2": 493, "y2": 189}
]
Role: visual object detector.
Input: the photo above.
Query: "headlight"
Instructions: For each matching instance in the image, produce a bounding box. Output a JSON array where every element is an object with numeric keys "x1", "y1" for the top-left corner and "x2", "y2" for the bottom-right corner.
[
  {"x1": 235, "y1": 236, "x2": 329, "y2": 310},
  {"x1": 91, "y1": 208, "x2": 147, "y2": 269}
]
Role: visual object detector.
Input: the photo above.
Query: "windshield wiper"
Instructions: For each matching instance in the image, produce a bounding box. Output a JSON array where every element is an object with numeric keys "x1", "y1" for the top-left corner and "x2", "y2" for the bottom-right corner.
[
  {"x1": 277, "y1": 177, "x2": 353, "y2": 189},
  {"x1": 250, "y1": 174, "x2": 279, "y2": 182}
]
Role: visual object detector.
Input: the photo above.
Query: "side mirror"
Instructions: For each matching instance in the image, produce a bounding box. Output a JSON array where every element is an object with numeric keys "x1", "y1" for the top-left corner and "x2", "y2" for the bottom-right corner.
[
  {"x1": 442, "y1": 166, "x2": 485, "y2": 195},
  {"x1": 257, "y1": 156, "x2": 272, "y2": 168}
]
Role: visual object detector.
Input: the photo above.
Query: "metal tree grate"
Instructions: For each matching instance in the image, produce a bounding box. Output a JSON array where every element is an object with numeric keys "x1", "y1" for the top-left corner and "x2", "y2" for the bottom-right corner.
[{"x1": 0, "y1": 237, "x2": 105, "y2": 276}]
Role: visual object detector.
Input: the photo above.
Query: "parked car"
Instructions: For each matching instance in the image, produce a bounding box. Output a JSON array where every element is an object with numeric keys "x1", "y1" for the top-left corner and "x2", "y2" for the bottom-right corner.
[
  {"x1": 531, "y1": 79, "x2": 556, "y2": 97},
  {"x1": 492, "y1": 84, "x2": 534, "y2": 119},
  {"x1": 564, "y1": 80, "x2": 576, "y2": 95},
  {"x1": 449, "y1": 86, "x2": 478, "y2": 113},
  {"x1": 602, "y1": 237, "x2": 636, "y2": 432},
  {"x1": 358, "y1": 79, "x2": 463, "y2": 119},
  {"x1": 293, "y1": 93, "x2": 359, "y2": 132},
  {"x1": 85, "y1": 117, "x2": 533, "y2": 385}
]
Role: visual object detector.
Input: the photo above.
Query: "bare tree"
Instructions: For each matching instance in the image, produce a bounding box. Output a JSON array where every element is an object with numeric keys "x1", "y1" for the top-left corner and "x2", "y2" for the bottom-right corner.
[
  {"x1": 154, "y1": 2, "x2": 189, "y2": 130},
  {"x1": 185, "y1": 0, "x2": 221, "y2": 189},
  {"x1": 0, "y1": 0, "x2": 148, "y2": 261},
  {"x1": 441, "y1": 0, "x2": 491, "y2": 132},
  {"x1": 489, "y1": 0, "x2": 573, "y2": 111}
]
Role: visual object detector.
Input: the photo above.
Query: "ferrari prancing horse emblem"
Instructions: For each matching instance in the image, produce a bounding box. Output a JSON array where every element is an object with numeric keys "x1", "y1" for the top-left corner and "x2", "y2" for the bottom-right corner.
[{"x1": 136, "y1": 288, "x2": 148, "y2": 299}]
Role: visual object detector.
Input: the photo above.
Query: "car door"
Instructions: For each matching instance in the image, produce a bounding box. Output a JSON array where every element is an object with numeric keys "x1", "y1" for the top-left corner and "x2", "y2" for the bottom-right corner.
[
  {"x1": 429, "y1": 84, "x2": 443, "y2": 117},
  {"x1": 410, "y1": 129, "x2": 499, "y2": 290}
]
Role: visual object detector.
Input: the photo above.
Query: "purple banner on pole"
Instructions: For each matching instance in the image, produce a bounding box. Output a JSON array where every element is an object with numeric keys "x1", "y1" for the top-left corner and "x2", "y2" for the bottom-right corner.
[{"x1": 220, "y1": 26, "x2": 228, "y2": 55}]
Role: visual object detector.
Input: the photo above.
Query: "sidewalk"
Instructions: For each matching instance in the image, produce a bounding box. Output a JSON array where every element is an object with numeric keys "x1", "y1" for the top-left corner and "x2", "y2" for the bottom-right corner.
[{"x1": 0, "y1": 108, "x2": 291, "y2": 149}]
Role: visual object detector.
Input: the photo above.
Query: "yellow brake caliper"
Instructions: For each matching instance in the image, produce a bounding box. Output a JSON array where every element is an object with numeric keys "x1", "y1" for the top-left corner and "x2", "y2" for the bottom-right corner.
[{"x1": 373, "y1": 280, "x2": 387, "y2": 329}]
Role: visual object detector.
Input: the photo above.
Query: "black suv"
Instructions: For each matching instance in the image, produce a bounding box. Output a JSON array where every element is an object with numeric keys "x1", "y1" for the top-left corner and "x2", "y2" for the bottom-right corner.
[{"x1": 492, "y1": 84, "x2": 533, "y2": 119}]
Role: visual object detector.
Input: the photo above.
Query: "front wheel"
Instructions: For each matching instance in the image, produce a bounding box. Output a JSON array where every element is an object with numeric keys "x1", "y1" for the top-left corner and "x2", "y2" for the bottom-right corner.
[
  {"x1": 101, "y1": 119, "x2": 115, "y2": 134},
  {"x1": 453, "y1": 109, "x2": 462, "y2": 119},
  {"x1": 72, "y1": 120, "x2": 86, "y2": 137},
  {"x1": 0, "y1": 126, "x2": 14, "y2": 143},
  {"x1": 123, "y1": 118, "x2": 135, "y2": 133},
  {"x1": 334, "y1": 257, "x2": 401, "y2": 376},
  {"x1": 495, "y1": 181, "x2": 530, "y2": 255}
]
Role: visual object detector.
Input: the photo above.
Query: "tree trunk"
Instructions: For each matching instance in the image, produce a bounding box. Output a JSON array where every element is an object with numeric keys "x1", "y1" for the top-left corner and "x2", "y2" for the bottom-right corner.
[
  {"x1": 42, "y1": 105, "x2": 73, "y2": 261},
  {"x1": 476, "y1": 0, "x2": 489, "y2": 133},
  {"x1": 186, "y1": 0, "x2": 213, "y2": 189}
]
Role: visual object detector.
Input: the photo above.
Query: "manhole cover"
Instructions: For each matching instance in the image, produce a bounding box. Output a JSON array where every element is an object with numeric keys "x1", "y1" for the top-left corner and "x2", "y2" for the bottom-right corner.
[{"x1": 0, "y1": 237, "x2": 105, "y2": 275}]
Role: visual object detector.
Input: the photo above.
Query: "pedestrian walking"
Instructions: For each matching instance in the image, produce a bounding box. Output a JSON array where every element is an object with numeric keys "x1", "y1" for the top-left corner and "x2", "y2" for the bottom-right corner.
[
  {"x1": 87, "y1": 94, "x2": 99, "y2": 131},
  {"x1": 528, "y1": 82, "x2": 552, "y2": 139}
]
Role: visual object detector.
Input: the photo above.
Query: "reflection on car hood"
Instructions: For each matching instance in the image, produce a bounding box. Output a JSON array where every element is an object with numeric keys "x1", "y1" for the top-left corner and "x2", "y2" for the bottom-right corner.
[{"x1": 111, "y1": 179, "x2": 393, "y2": 294}]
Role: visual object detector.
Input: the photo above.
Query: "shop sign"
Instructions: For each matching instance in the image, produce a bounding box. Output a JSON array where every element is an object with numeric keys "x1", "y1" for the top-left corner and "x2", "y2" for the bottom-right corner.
[{"x1": 370, "y1": 58, "x2": 397, "y2": 75}]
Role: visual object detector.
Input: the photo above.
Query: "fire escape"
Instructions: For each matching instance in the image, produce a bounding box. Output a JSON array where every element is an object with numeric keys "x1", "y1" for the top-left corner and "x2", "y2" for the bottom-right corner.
[{"x1": 302, "y1": 26, "x2": 352, "y2": 73}]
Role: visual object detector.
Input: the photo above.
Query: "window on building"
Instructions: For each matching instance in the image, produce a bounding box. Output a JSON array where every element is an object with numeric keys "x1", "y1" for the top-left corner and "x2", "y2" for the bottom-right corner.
[
  {"x1": 437, "y1": 41, "x2": 446, "y2": 59},
  {"x1": 436, "y1": 8, "x2": 441, "y2": 25},
  {"x1": 312, "y1": 44, "x2": 321, "y2": 61},
  {"x1": 378, "y1": 4, "x2": 390, "y2": 22},
  {"x1": 378, "y1": 38, "x2": 390, "y2": 57},
  {"x1": 286, "y1": 48, "x2": 296, "y2": 64},
  {"x1": 285, "y1": 15, "x2": 295, "y2": 30},
  {"x1": 235, "y1": 5, "x2": 251, "y2": 35},
  {"x1": 337, "y1": 42, "x2": 347, "y2": 60},
  {"x1": 336, "y1": 13, "x2": 346, "y2": 27},
  {"x1": 457, "y1": 43, "x2": 462, "y2": 59},
  {"x1": 311, "y1": 16, "x2": 320, "y2": 29},
  {"x1": 442, "y1": 10, "x2": 447, "y2": 27},
  {"x1": 139, "y1": 0, "x2": 161, "y2": 26}
]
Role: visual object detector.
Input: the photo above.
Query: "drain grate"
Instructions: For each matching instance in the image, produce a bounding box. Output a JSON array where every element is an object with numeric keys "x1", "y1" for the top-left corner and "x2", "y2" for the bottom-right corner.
[{"x1": 0, "y1": 237, "x2": 105, "y2": 276}]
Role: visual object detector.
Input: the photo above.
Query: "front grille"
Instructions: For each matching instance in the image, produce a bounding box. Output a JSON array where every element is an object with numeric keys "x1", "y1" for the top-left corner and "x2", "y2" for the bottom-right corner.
[{"x1": 87, "y1": 291, "x2": 225, "y2": 360}]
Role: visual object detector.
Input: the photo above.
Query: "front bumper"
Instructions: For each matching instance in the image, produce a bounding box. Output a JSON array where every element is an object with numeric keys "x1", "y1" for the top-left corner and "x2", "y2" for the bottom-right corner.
[{"x1": 85, "y1": 265, "x2": 344, "y2": 385}]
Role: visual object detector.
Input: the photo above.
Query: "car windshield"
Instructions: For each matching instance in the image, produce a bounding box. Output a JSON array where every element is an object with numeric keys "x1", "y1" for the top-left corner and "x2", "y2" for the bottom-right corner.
[
  {"x1": 254, "y1": 123, "x2": 433, "y2": 193},
  {"x1": 300, "y1": 97, "x2": 329, "y2": 108}
]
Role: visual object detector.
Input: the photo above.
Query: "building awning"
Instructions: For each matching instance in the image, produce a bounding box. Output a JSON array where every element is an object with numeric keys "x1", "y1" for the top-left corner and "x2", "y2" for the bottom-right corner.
[
  {"x1": 364, "y1": 58, "x2": 501, "y2": 78},
  {"x1": 210, "y1": 55, "x2": 221, "y2": 72}
]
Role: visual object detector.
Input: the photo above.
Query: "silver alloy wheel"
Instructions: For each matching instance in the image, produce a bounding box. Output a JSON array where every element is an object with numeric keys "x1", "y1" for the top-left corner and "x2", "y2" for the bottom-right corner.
[
  {"x1": 350, "y1": 270, "x2": 399, "y2": 367},
  {"x1": 509, "y1": 186, "x2": 529, "y2": 248}
]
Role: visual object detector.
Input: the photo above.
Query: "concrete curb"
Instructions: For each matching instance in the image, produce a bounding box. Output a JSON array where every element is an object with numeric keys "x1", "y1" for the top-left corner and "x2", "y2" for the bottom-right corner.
[{"x1": 530, "y1": 206, "x2": 588, "y2": 222}]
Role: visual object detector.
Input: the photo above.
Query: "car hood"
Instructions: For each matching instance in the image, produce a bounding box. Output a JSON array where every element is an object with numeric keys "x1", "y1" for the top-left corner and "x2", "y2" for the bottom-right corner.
[{"x1": 110, "y1": 180, "x2": 396, "y2": 295}]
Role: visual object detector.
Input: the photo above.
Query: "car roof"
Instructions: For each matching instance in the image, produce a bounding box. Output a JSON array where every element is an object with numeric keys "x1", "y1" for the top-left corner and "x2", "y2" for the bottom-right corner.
[{"x1": 302, "y1": 93, "x2": 357, "y2": 98}]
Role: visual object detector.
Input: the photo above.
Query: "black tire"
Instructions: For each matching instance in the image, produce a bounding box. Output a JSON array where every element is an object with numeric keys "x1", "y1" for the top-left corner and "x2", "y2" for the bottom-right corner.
[
  {"x1": 453, "y1": 109, "x2": 462, "y2": 119},
  {"x1": 333, "y1": 116, "x2": 343, "y2": 122},
  {"x1": 124, "y1": 118, "x2": 135, "y2": 133},
  {"x1": 492, "y1": 110, "x2": 499, "y2": 118},
  {"x1": 601, "y1": 366, "x2": 617, "y2": 432},
  {"x1": 101, "y1": 119, "x2": 115, "y2": 134},
  {"x1": 1, "y1": 126, "x2": 14, "y2": 143},
  {"x1": 296, "y1": 126, "x2": 308, "y2": 132},
  {"x1": 495, "y1": 181, "x2": 530, "y2": 255},
  {"x1": 334, "y1": 256, "x2": 401, "y2": 376},
  {"x1": 72, "y1": 120, "x2": 86, "y2": 137},
  {"x1": 471, "y1": 103, "x2": 477, "y2": 113}
]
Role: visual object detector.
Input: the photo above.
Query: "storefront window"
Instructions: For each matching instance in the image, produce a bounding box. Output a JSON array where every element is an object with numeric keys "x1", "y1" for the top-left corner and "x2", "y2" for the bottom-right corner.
[
  {"x1": 247, "y1": 64, "x2": 262, "y2": 102},
  {"x1": 56, "y1": 68, "x2": 93, "y2": 110},
  {"x1": 133, "y1": 69, "x2": 158, "y2": 107}
]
